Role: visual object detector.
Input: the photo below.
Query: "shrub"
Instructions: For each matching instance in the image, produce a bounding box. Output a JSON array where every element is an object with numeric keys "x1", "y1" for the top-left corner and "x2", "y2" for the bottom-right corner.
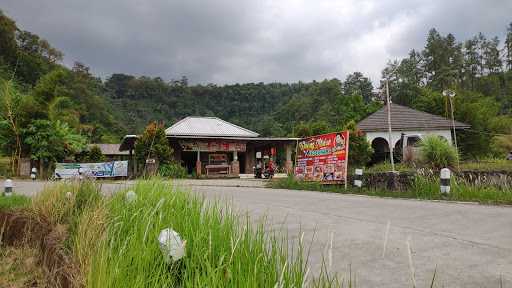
[
  {"x1": 491, "y1": 135, "x2": 512, "y2": 158},
  {"x1": 86, "y1": 145, "x2": 106, "y2": 162},
  {"x1": 344, "y1": 121, "x2": 373, "y2": 168},
  {"x1": 419, "y1": 135, "x2": 459, "y2": 169},
  {"x1": 158, "y1": 162, "x2": 188, "y2": 178},
  {"x1": 135, "y1": 122, "x2": 173, "y2": 166}
]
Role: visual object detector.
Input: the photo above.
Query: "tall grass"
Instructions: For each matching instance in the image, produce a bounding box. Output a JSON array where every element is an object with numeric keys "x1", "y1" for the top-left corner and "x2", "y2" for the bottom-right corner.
[
  {"x1": 419, "y1": 135, "x2": 459, "y2": 169},
  {"x1": 83, "y1": 180, "x2": 313, "y2": 287},
  {"x1": 31, "y1": 180, "x2": 102, "y2": 226},
  {"x1": 271, "y1": 175, "x2": 512, "y2": 205}
]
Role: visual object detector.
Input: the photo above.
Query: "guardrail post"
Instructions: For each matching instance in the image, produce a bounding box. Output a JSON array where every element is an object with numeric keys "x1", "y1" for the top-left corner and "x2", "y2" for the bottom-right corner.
[
  {"x1": 354, "y1": 168, "x2": 363, "y2": 188},
  {"x1": 3, "y1": 179, "x2": 13, "y2": 197},
  {"x1": 440, "y1": 168, "x2": 451, "y2": 195}
]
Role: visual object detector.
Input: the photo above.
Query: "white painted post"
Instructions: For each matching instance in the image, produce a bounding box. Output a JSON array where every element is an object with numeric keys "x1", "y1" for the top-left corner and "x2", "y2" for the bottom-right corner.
[
  {"x1": 440, "y1": 168, "x2": 451, "y2": 195},
  {"x1": 30, "y1": 167, "x2": 37, "y2": 181},
  {"x1": 4, "y1": 179, "x2": 13, "y2": 197},
  {"x1": 354, "y1": 168, "x2": 363, "y2": 188}
]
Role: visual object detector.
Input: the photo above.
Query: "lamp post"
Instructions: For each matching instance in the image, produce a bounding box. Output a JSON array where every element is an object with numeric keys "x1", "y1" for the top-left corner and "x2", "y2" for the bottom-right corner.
[
  {"x1": 385, "y1": 79, "x2": 395, "y2": 172},
  {"x1": 382, "y1": 62, "x2": 401, "y2": 173},
  {"x1": 442, "y1": 89, "x2": 459, "y2": 168}
]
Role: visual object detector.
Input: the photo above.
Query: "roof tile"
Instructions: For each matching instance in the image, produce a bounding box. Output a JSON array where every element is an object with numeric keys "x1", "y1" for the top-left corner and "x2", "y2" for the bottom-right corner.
[{"x1": 357, "y1": 103, "x2": 470, "y2": 132}]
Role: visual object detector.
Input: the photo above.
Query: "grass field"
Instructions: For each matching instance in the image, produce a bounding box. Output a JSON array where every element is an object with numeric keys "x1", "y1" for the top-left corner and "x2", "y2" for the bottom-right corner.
[{"x1": 270, "y1": 175, "x2": 512, "y2": 205}]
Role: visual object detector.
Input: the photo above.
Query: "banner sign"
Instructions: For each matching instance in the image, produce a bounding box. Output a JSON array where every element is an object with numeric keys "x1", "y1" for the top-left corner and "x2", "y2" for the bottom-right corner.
[
  {"x1": 54, "y1": 161, "x2": 128, "y2": 179},
  {"x1": 294, "y1": 131, "x2": 349, "y2": 183},
  {"x1": 180, "y1": 141, "x2": 246, "y2": 152}
]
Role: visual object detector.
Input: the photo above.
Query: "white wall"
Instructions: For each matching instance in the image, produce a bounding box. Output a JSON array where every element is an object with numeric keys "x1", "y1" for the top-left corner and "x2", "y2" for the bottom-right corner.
[{"x1": 365, "y1": 130, "x2": 453, "y2": 147}]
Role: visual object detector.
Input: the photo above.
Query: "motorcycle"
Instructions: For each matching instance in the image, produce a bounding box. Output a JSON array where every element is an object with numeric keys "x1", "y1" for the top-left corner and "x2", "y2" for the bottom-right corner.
[
  {"x1": 253, "y1": 165, "x2": 263, "y2": 178},
  {"x1": 263, "y1": 167, "x2": 274, "y2": 179}
]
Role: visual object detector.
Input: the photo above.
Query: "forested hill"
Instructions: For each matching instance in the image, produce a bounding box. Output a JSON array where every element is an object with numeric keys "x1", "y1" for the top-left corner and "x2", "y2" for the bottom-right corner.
[
  {"x1": 1, "y1": 8, "x2": 512, "y2": 161},
  {"x1": 105, "y1": 73, "x2": 378, "y2": 137}
]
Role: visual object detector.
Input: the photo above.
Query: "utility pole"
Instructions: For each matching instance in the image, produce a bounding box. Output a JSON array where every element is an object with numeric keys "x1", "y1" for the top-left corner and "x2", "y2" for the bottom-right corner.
[{"x1": 386, "y1": 79, "x2": 395, "y2": 172}]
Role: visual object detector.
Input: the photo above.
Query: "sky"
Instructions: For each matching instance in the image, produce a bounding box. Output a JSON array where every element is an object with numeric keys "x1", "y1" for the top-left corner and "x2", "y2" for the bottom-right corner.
[{"x1": 2, "y1": 0, "x2": 511, "y2": 85}]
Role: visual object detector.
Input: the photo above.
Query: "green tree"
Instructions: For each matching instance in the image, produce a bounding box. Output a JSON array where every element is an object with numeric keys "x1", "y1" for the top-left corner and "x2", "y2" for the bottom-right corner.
[
  {"x1": 344, "y1": 121, "x2": 373, "y2": 168},
  {"x1": 506, "y1": 23, "x2": 512, "y2": 71},
  {"x1": 135, "y1": 122, "x2": 173, "y2": 167},
  {"x1": 343, "y1": 72, "x2": 373, "y2": 102},
  {"x1": 483, "y1": 36, "x2": 502, "y2": 74},
  {"x1": 87, "y1": 145, "x2": 106, "y2": 162},
  {"x1": 0, "y1": 79, "x2": 24, "y2": 174},
  {"x1": 23, "y1": 119, "x2": 86, "y2": 175}
]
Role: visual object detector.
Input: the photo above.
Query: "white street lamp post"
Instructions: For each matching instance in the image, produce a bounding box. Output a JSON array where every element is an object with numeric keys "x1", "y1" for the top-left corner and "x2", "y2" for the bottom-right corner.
[
  {"x1": 443, "y1": 90, "x2": 459, "y2": 168},
  {"x1": 386, "y1": 79, "x2": 395, "y2": 172}
]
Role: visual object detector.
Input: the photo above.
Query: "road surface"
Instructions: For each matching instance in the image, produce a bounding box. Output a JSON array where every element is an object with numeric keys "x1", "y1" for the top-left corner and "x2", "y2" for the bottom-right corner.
[{"x1": 8, "y1": 179, "x2": 512, "y2": 287}]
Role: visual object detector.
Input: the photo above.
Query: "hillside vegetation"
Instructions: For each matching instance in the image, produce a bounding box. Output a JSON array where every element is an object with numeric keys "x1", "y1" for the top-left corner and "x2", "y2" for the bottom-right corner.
[{"x1": 1, "y1": 9, "x2": 511, "y2": 175}]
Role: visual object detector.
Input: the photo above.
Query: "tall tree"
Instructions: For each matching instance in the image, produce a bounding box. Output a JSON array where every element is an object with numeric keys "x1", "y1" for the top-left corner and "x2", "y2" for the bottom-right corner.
[
  {"x1": 463, "y1": 38, "x2": 480, "y2": 89},
  {"x1": 506, "y1": 23, "x2": 512, "y2": 71},
  {"x1": 483, "y1": 36, "x2": 502, "y2": 74},
  {"x1": 342, "y1": 72, "x2": 373, "y2": 102},
  {"x1": 0, "y1": 80, "x2": 23, "y2": 174}
]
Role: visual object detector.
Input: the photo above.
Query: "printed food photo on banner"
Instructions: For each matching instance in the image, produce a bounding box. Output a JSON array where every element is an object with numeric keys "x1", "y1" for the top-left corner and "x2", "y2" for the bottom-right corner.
[{"x1": 294, "y1": 131, "x2": 349, "y2": 184}]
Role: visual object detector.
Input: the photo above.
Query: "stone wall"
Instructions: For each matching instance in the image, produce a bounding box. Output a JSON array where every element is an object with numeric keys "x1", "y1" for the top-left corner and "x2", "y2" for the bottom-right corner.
[
  {"x1": 348, "y1": 171, "x2": 416, "y2": 191},
  {"x1": 455, "y1": 170, "x2": 512, "y2": 188}
]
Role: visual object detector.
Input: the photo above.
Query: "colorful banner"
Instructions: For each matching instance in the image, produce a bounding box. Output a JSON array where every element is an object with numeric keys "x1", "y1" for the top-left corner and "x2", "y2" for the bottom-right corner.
[
  {"x1": 54, "y1": 161, "x2": 128, "y2": 179},
  {"x1": 294, "y1": 131, "x2": 349, "y2": 183}
]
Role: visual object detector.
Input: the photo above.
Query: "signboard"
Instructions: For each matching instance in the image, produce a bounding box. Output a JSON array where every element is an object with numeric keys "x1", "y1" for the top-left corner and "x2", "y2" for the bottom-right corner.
[
  {"x1": 54, "y1": 161, "x2": 128, "y2": 179},
  {"x1": 180, "y1": 141, "x2": 246, "y2": 152},
  {"x1": 294, "y1": 131, "x2": 349, "y2": 184}
]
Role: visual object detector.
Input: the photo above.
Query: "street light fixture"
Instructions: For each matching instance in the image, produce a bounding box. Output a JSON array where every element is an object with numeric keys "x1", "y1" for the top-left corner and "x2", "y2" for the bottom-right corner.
[{"x1": 442, "y1": 89, "x2": 459, "y2": 167}]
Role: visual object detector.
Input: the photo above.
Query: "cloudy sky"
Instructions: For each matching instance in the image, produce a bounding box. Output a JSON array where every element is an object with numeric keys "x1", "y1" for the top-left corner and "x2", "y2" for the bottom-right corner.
[{"x1": 2, "y1": 0, "x2": 511, "y2": 84}]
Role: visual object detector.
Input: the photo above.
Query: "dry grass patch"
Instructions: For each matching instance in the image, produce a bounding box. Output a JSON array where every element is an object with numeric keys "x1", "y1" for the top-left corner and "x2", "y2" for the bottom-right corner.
[{"x1": 0, "y1": 245, "x2": 49, "y2": 288}]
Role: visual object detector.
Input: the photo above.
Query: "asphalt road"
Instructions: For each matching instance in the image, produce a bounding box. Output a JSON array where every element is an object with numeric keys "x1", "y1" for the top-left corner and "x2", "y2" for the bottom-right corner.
[{"x1": 8, "y1": 179, "x2": 512, "y2": 287}]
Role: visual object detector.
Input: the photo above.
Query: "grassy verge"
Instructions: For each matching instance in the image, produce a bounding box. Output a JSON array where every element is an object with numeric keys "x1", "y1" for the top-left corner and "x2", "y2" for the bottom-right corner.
[
  {"x1": 365, "y1": 159, "x2": 512, "y2": 173},
  {"x1": 2, "y1": 179, "x2": 336, "y2": 287},
  {"x1": 0, "y1": 195, "x2": 30, "y2": 210},
  {"x1": 86, "y1": 180, "x2": 315, "y2": 287},
  {"x1": 270, "y1": 176, "x2": 512, "y2": 205}
]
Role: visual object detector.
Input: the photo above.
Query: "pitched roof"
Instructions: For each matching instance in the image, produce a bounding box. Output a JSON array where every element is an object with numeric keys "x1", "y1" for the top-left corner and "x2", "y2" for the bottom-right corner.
[
  {"x1": 357, "y1": 103, "x2": 471, "y2": 132},
  {"x1": 165, "y1": 117, "x2": 259, "y2": 138},
  {"x1": 88, "y1": 144, "x2": 129, "y2": 155}
]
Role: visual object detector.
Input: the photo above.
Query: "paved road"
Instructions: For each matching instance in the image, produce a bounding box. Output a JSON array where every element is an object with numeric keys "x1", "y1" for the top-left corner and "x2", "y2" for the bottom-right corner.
[{"x1": 8, "y1": 179, "x2": 512, "y2": 287}]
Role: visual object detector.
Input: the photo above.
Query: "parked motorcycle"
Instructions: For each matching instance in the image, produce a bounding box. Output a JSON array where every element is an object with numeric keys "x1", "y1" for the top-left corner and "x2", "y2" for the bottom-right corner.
[
  {"x1": 263, "y1": 167, "x2": 274, "y2": 179},
  {"x1": 253, "y1": 165, "x2": 263, "y2": 178}
]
